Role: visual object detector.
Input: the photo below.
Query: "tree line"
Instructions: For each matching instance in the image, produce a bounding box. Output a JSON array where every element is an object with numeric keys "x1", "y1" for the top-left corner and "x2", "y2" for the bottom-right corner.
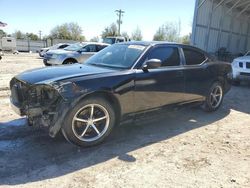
[{"x1": 0, "y1": 21, "x2": 190, "y2": 44}]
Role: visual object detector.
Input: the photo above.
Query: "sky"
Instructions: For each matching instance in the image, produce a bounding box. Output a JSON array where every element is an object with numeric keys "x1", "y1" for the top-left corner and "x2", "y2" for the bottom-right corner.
[{"x1": 0, "y1": 0, "x2": 196, "y2": 40}]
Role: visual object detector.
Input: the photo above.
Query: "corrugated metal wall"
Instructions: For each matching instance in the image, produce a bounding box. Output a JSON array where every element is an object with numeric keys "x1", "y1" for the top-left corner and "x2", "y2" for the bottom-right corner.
[{"x1": 192, "y1": 0, "x2": 250, "y2": 55}]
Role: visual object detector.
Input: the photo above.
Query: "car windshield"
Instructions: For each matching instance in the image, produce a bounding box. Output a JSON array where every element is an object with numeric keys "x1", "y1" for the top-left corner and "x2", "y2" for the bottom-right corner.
[
  {"x1": 64, "y1": 43, "x2": 86, "y2": 51},
  {"x1": 85, "y1": 44, "x2": 147, "y2": 69}
]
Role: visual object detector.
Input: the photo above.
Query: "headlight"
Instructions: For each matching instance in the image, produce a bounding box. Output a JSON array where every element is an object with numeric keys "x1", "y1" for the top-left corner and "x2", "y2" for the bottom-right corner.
[{"x1": 51, "y1": 54, "x2": 58, "y2": 59}]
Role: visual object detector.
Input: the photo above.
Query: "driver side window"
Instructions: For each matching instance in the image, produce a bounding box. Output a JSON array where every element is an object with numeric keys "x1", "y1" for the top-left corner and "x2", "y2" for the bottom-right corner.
[{"x1": 146, "y1": 46, "x2": 180, "y2": 67}]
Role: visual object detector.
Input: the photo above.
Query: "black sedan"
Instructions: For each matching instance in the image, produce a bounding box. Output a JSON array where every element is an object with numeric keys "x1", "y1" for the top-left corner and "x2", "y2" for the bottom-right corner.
[{"x1": 10, "y1": 42, "x2": 232, "y2": 147}]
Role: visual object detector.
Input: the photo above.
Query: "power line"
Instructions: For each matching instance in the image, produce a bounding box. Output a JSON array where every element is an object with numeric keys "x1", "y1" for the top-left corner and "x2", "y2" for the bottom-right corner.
[{"x1": 115, "y1": 9, "x2": 125, "y2": 35}]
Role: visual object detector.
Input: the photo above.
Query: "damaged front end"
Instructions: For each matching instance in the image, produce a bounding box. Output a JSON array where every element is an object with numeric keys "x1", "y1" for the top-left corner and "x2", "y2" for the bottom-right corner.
[{"x1": 10, "y1": 78, "x2": 73, "y2": 137}]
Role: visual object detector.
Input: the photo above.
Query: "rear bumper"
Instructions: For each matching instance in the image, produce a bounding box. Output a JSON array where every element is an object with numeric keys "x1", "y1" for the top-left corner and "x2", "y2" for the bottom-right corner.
[
  {"x1": 233, "y1": 68, "x2": 250, "y2": 81},
  {"x1": 234, "y1": 73, "x2": 250, "y2": 81}
]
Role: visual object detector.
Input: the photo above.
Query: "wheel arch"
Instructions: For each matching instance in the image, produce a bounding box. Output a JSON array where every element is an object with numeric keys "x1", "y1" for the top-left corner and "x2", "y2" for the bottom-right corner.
[
  {"x1": 74, "y1": 91, "x2": 122, "y2": 123},
  {"x1": 63, "y1": 58, "x2": 78, "y2": 64},
  {"x1": 213, "y1": 76, "x2": 226, "y2": 90}
]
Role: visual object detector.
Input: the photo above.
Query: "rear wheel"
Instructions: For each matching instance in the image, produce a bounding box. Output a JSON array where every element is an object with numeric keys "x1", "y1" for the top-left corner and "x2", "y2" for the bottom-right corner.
[
  {"x1": 62, "y1": 97, "x2": 116, "y2": 147},
  {"x1": 202, "y1": 82, "x2": 224, "y2": 112},
  {"x1": 63, "y1": 59, "x2": 77, "y2": 64}
]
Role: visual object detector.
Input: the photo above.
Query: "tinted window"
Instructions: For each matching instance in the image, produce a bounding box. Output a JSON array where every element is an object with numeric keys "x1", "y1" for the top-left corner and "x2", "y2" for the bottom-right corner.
[
  {"x1": 84, "y1": 45, "x2": 97, "y2": 52},
  {"x1": 97, "y1": 45, "x2": 107, "y2": 52},
  {"x1": 147, "y1": 47, "x2": 180, "y2": 67},
  {"x1": 58, "y1": 44, "x2": 68, "y2": 49},
  {"x1": 117, "y1": 39, "x2": 125, "y2": 43},
  {"x1": 183, "y1": 48, "x2": 206, "y2": 65}
]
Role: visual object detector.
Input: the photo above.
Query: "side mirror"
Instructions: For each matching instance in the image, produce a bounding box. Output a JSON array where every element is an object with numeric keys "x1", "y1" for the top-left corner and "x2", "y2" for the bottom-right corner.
[{"x1": 142, "y1": 59, "x2": 162, "y2": 71}]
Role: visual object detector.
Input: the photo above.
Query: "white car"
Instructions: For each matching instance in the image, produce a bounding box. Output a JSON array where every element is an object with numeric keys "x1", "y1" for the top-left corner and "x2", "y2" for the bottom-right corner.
[
  {"x1": 232, "y1": 51, "x2": 250, "y2": 85},
  {"x1": 38, "y1": 43, "x2": 70, "y2": 57}
]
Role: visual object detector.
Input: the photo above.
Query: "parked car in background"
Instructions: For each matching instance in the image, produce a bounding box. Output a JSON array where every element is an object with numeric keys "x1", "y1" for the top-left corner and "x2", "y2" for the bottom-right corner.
[
  {"x1": 38, "y1": 43, "x2": 70, "y2": 57},
  {"x1": 10, "y1": 42, "x2": 232, "y2": 147},
  {"x1": 231, "y1": 51, "x2": 250, "y2": 85},
  {"x1": 43, "y1": 42, "x2": 109, "y2": 66},
  {"x1": 103, "y1": 36, "x2": 130, "y2": 45}
]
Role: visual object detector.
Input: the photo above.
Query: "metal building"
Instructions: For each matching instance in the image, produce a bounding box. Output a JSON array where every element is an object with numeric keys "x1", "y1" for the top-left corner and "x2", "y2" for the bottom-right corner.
[{"x1": 191, "y1": 0, "x2": 250, "y2": 56}]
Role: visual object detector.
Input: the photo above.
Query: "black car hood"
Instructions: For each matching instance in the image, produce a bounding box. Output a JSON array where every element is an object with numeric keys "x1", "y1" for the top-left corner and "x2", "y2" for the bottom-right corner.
[{"x1": 16, "y1": 64, "x2": 116, "y2": 85}]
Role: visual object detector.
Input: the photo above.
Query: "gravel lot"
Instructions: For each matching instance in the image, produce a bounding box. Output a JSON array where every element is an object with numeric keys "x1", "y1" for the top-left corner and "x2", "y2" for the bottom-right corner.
[{"x1": 0, "y1": 54, "x2": 249, "y2": 188}]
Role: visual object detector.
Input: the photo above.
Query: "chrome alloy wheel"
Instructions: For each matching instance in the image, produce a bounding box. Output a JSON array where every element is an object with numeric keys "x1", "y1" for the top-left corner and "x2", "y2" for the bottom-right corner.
[
  {"x1": 72, "y1": 104, "x2": 110, "y2": 142},
  {"x1": 209, "y1": 85, "x2": 223, "y2": 108}
]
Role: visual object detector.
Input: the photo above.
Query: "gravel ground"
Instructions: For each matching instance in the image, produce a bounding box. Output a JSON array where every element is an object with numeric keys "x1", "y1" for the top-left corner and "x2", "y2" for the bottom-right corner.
[{"x1": 0, "y1": 54, "x2": 249, "y2": 188}]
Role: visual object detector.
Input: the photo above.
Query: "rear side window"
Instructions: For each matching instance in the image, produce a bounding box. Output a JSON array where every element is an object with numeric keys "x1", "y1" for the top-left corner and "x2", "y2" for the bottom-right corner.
[
  {"x1": 183, "y1": 48, "x2": 206, "y2": 65},
  {"x1": 59, "y1": 44, "x2": 68, "y2": 49},
  {"x1": 147, "y1": 47, "x2": 180, "y2": 67},
  {"x1": 97, "y1": 45, "x2": 107, "y2": 52}
]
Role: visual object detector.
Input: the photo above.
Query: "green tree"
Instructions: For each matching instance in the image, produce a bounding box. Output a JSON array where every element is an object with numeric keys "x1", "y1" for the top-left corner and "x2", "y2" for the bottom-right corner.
[
  {"x1": 26, "y1": 33, "x2": 39, "y2": 40},
  {"x1": 101, "y1": 23, "x2": 118, "y2": 39},
  {"x1": 0, "y1": 29, "x2": 7, "y2": 38},
  {"x1": 121, "y1": 32, "x2": 129, "y2": 39},
  {"x1": 181, "y1": 33, "x2": 191, "y2": 44},
  {"x1": 131, "y1": 26, "x2": 143, "y2": 41},
  {"x1": 153, "y1": 22, "x2": 180, "y2": 42},
  {"x1": 12, "y1": 30, "x2": 25, "y2": 39},
  {"x1": 90, "y1": 36, "x2": 99, "y2": 42},
  {"x1": 50, "y1": 22, "x2": 85, "y2": 41}
]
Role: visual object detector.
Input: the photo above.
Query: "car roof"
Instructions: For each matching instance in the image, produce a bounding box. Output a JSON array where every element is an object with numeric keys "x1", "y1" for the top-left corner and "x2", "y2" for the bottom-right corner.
[
  {"x1": 80, "y1": 42, "x2": 110, "y2": 46},
  {"x1": 118, "y1": 41, "x2": 196, "y2": 48},
  {"x1": 116, "y1": 41, "x2": 211, "y2": 59}
]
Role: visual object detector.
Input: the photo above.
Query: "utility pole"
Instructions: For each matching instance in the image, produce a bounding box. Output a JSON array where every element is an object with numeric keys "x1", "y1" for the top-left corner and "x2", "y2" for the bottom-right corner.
[
  {"x1": 38, "y1": 30, "x2": 42, "y2": 40},
  {"x1": 115, "y1": 9, "x2": 125, "y2": 35}
]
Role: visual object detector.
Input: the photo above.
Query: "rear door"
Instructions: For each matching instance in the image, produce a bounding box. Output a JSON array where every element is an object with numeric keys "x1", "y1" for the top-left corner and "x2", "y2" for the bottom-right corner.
[
  {"x1": 134, "y1": 45, "x2": 186, "y2": 111},
  {"x1": 181, "y1": 47, "x2": 210, "y2": 101}
]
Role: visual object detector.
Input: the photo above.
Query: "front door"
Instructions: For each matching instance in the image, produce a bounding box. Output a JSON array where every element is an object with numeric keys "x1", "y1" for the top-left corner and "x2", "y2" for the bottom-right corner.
[{"x1": 134, "y1": 45, "x2": 185, "y2": 111}]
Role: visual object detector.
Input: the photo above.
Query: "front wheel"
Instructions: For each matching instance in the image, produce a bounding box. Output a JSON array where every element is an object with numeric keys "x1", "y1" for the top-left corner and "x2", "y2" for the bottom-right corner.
[
  {"x1": 62, "y1": 97, "x2": 116, "y2": 147},
  {"x1": 202, "y1": 82, "x2": 224, "y2": 112}
]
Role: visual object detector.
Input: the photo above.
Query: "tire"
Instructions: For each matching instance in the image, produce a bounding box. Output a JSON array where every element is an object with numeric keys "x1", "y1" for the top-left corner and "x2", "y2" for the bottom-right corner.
[
  {"x1": 202, "y1": 81, "x2": 224, "y2": 112},
  {"x1": 63, "y1": 59, "x2": 77, "y2": 64},
  {"x1": 61, "y1": 97, "x2": 116, "y2": 147},
  {"x1": 44, "y1": 62, "x2": 51, "y2": 66}
]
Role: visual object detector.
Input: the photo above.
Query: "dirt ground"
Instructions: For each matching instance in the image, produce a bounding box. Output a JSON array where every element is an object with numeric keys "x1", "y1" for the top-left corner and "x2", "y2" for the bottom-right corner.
[{"x1": 0, "y1": 54, "x2": 249, "y2": 188}]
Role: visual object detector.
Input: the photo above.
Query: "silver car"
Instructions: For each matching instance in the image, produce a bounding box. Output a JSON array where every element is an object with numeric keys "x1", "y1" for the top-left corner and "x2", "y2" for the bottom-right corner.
[
  {"x1": 43, "y1": 42, "x2": 109, "y2": 66},
  {"x1": 39, "y1": 43, "x2": 70, "y2": 57}
]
